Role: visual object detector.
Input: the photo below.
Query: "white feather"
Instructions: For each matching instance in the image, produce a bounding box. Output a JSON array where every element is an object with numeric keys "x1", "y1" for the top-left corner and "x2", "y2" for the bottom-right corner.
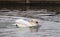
[{"x1": 16, "y1": 19, "x2": 37, "y2": 27}]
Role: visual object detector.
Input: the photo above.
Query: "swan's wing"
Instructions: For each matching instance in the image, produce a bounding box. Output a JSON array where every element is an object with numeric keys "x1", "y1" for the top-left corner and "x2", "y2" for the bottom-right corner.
[{"x1": 16, "y1": 19, "x2": 33, "y2": 27}]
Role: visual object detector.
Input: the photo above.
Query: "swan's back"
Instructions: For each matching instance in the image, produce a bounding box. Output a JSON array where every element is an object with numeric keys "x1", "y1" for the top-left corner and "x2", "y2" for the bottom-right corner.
[
  {"x1": 16, "y1": 19, "x2": 37, "y2": 27},
  {"x1": 16, "y1": 19, "x2": 36, "y2": 27}
]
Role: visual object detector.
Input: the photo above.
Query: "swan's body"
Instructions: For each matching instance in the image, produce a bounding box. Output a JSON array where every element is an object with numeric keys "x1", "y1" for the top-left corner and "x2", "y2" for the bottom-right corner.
[{"x1": 16, "y1": 19, "x2": 38, "y2": 27}]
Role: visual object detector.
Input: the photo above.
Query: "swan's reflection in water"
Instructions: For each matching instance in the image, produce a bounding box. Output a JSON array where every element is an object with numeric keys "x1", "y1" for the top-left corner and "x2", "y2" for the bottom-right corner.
[
  {"x1": 16, "y1": 25, "x2": 41, "y2": 32},
  {"x1": 29, "y1": 25, "x2": 41, "y2": 32}
]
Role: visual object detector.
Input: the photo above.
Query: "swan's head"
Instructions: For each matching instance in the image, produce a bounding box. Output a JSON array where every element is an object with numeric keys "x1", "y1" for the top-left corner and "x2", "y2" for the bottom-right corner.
[{"x1": 30, "y1": 19, "x2": 38, "y2": 24}]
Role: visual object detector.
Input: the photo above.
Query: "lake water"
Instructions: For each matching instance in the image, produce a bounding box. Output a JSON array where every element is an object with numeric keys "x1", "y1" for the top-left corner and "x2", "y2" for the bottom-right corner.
[{"x1": 0, "y1": 6, "x2": 60, "y2": 37}]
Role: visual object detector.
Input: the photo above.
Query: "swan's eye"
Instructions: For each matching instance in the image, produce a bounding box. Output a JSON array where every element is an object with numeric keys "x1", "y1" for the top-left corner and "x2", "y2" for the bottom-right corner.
[{"x1": 36, "y1": 21, "x2": 38, "y2": 24}]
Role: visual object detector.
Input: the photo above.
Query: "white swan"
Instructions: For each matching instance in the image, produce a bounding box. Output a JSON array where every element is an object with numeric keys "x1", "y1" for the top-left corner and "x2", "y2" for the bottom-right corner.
[{"x1": 16, "y1": 19, "x2": 38, "y2": 27}]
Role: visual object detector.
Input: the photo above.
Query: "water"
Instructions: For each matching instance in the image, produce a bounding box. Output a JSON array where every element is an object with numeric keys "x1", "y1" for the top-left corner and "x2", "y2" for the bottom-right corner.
[
  {"x1": 0, "y1": 7, "x2": 60, "y2": 37},
  {"x1": 0, "y1": 16, "x2": 40, "y2": 37}
]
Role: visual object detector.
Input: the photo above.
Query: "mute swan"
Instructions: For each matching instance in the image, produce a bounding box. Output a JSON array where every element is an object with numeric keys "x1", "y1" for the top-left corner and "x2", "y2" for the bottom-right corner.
[{"x1": 16, "y1": 19, "x2": 39, "y2": 27}]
